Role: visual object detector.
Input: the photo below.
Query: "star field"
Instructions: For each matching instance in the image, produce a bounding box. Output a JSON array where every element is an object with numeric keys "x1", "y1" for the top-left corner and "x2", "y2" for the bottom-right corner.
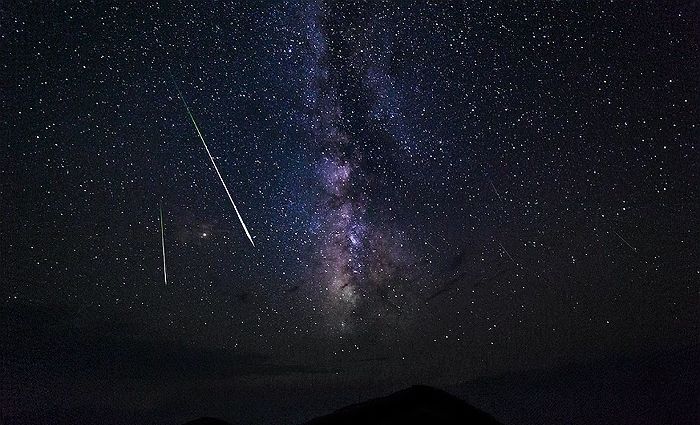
[{"x1": 2, "y1": 1, "x2": 697, "y2": 424}]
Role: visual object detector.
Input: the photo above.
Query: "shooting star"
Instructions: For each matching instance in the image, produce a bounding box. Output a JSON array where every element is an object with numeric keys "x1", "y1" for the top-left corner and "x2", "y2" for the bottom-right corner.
[
  {"x1": 612, "y1": 229, "x2": 637, "y2": 252},
  {"x1": 498, "y1": 242, "x2": 518, "y2": 266},
  {"x1": 159, "y1": 201, "x2": 168, "y2": 285},
  {"x1": 489, "y1": 179, "x2": 503, "y2": 202},
  {"x1": 170, "y1": 76, "x2": 255, "y2": 247},
  {"x1": 425, "y1": 240, "x2": 440, "y2": 253}
]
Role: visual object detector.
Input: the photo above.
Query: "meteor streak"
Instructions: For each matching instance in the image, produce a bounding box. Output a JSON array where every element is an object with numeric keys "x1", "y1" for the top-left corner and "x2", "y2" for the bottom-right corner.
[
  {"x1": 613, "y1": 229, "x2": 637, "y2": 252},
  {"x1": 498, "y1": 242, "x2": 517, "y2": 266},
  {"x1": 170, "y1": 77, "x2": 256, "y2": 247},
  {"x1": 159, "y1": 201, "x2": 168, "y2": 285},
  {"x1": 489, "y1": 179, "x2": 503, "y2": 202}
]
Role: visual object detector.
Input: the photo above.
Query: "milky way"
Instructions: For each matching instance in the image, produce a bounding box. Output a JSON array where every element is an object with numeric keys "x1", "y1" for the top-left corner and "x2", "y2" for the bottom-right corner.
[{"x1": 297, "y1": 1, "x2": 419, "y2": 329}]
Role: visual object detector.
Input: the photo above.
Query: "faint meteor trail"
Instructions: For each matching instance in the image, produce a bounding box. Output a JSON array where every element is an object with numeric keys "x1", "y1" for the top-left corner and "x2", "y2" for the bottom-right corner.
[
  {"x1": 425, "y1": 240, "x2": 440, "y2": 253},
  {"x1": 498, "y1": 242, "x2": 517, "y2": 266},
  {"x1": 169, "y1": 76, "x2": 256, "y2": 247},
  {"x1": 613, "y1": 229, "x2": 637, "y2": 252},
  {"x1": 159, "y1": 201, "x2": 168, "y2": 285},
  {"x1": 488, "y1": 179, "x2": 503, "y2": 202}
]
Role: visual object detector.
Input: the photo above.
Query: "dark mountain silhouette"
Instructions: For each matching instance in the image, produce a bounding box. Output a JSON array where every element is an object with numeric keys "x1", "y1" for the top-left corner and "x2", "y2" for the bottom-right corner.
[
  {"x1": 449, "y1": 345, "x2": 699, "y2": 425},
  {"x1": 301, "y1": 385, "x2": 504, "y2": 425},
  {"x1": 182, "y1": 418, "x2": 232, "y2": 425}
]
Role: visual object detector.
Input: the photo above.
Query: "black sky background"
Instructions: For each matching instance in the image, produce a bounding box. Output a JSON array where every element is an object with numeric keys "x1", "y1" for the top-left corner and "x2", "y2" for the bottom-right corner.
[{"x1": 1, "y1": 1, "x2": 698, "y2": 424}]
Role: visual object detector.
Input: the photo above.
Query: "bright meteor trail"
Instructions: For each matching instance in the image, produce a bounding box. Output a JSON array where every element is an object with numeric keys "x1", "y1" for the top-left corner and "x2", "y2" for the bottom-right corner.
[
  {"x1": 159, "y1": 201, "x2": 168, "y2": 285},
  {"x1": 170, "y1": 77, "x2": 256, "y2": 247}
]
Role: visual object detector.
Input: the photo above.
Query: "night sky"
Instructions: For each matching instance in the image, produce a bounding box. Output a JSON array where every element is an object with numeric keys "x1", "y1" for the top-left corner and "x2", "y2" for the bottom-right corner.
[{"x1": 2, "y1": 1, "x2": 698, "y2": 424}]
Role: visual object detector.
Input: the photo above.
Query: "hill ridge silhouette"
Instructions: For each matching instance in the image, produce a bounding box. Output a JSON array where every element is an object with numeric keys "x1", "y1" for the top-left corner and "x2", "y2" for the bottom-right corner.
[{"x1": 301, "y1": 384, "x2": 503, "y2": 425}]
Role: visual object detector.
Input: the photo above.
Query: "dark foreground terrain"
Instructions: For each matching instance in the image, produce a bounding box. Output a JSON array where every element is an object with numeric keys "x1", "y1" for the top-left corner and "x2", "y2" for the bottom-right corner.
[
  {"x1": 3, "y1": 300, "x2": 697, "y2": 425},
  {"x1": 184, "y1": 386, "x2": 502, "y2": 425},
  {"x1": 302, "y1": 385, "x2": 503, "y2": 425},
  {"x1": 178, "y1": 346, "x2": 699, "y2": 425}
]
